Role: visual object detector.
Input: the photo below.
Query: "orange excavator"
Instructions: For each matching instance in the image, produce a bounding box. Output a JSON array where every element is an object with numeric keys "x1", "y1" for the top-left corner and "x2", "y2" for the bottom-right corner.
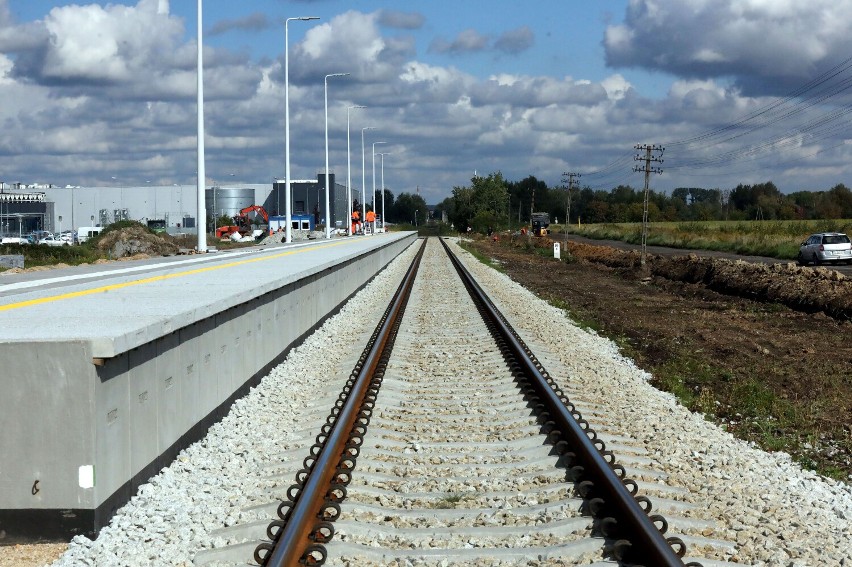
[
  {"x1": 215, "y1": 205, "x2": 270, "y2": 239},
  {"x1": 238, "y1": 205, "x2": 269, "y2": 226}
]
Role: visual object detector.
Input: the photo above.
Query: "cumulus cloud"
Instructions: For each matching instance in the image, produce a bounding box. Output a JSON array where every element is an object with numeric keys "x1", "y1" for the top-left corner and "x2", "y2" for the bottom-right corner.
[
  {"x1": 494, "y1": 26, "x2": 534, "y2": 55},
  {"x1": 430, "y1": 29, "x2": 490, "y2": 55},
  {"x1": 604, "y1": 0, "x2": 852, "y2": 95},
  {"x1": 292, "y1": 10, "x2": 413, "y2": 82},
  {"x1": 0, "y1": 5, "x2": 849, "y2": 202},
  {"x1": 5, "y1": 0, "x2": 185, "y2": 89},
  {"x1": 471, "y1": 74, "x2": 607, "y2": 108}
]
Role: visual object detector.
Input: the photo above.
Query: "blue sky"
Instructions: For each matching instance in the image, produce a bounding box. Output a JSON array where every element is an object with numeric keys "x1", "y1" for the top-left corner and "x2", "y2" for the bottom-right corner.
[{"x1": 3, "y1": 1, "x2": 852, "y2": 205}]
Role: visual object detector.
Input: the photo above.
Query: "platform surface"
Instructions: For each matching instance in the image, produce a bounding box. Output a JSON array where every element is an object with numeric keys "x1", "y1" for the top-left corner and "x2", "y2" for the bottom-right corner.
[{"x1": 0, "y1": 233, "x2": 411, "y2": 358}]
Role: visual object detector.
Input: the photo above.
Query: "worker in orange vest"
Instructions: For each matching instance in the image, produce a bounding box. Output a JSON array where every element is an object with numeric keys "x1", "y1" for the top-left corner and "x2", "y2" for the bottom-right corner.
[
  {"x1": 351, "y1": 209, "x2": 360, "y2": 235},
  {"x1": 365, "y1": 210, "x2": 376, "y2": 235}
]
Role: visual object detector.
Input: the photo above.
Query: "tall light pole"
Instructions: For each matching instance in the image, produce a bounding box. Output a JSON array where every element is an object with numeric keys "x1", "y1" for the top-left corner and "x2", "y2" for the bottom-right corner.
[
  {"x1": 196, "y1": 0, "x2": 207, "y2": 252},
  {"x1": 346, "y1": 105, "x2": 365, "y2": 236},
  {"x1": 285, "y1": 16, "x2": 320, "y2": 243},
  {"x1": 324, "y1": 72, "x2": 350, "y2": 239},
  {"x1": 372, "y1": 141, "x2": 386, "y2": 232},
  {"x1": 360, "y1": 126, "x2": 375, "y2": 230},
  {"x1": 378, "y1": 152, "x2": 391, "y2": 230}
]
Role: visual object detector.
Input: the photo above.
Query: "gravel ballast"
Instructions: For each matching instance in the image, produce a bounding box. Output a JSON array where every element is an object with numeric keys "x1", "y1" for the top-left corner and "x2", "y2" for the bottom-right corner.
[
  {"x1": 42, "y1": 236, "x2": 852, "y2": 567},
  {"x1": 450, "y1": 238, "x2": 852, "y2": 566}
]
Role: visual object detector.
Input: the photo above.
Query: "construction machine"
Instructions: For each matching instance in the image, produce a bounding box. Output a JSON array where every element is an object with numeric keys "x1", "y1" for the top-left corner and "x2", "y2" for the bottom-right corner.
[
  {"x1": 216, "y1": 205, "x2": 270, "y2": 240},
  {"x1": 237, "y1": 205, "x2": 269, "y2": 228},
  {"x1": 531, "y1": 212, "x2": 550, "y2": 236}
]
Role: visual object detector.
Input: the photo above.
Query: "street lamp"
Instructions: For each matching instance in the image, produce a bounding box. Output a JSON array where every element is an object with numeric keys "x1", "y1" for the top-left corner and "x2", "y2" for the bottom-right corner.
[
  {"x1": 377, "y1": 152, "x2": 391, "y2": 230},
  {"x1": 372, "y1": 141, "x2": 386, "y2": 234},
  {"x1": 360, "y1": 126, "x2": 375, "y2": 232},
  {"x1": 346, "y1": 105, "x2": 365, "y2": 236},
  {"x1": 196, "y1": 0, "x2": 207, "y2": 252},
  {"x1": 324, "y1": 72, "x2": 350, "y2": 239},
  {"x1": 285, "y1": 15, "x2": 320, "y2": 244}
]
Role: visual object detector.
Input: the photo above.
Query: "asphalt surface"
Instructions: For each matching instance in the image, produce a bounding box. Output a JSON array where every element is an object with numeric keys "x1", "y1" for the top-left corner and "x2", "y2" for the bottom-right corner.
[{"x1": 557, "y1": 233, "x2": 852, "y2": 277}]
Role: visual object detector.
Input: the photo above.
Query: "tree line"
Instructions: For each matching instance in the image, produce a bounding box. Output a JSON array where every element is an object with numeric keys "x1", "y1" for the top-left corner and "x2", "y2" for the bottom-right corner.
[
  {"x1": 364, "y1": 189, "x2": 429, "y2": 226},
  {"x1": 434, "y1": 174, "x2": 852, "y2": 231}
]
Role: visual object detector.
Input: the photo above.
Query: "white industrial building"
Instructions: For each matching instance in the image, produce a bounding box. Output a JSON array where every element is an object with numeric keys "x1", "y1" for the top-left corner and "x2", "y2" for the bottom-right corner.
[{"x1": 0, "y1": 172, "x2": 349, "y2": 237}]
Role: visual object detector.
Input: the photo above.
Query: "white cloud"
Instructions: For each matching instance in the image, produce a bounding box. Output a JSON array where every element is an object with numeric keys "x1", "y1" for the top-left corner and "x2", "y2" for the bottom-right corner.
[
  {"x1": 601, "y1": 74, "x2": 632, "y2": 101},
  {"x1": 605, "y1": 0, "x2": 852, "y2": 94},
  {"x1": 0, "y1": 5, "x2": 850, "y2": 202},
  {"x1": 40, "y1": 0, "x2": 184, "y2": 83}
]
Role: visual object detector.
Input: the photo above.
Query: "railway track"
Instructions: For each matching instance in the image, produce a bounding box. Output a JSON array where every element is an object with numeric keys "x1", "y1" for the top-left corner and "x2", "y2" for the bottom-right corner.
[{"x1": 197, "y1": 237, "x2": 740, "y2": 567}]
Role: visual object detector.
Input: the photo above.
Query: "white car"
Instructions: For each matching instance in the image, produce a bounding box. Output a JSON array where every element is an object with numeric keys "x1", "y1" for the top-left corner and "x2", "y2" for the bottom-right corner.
[
  {"x1": 39, "y1": 234, "x2": 71, "y2": 247},
  {"x1": 798, "y1": 232, "x2": 852, "y2": 265},
  {"x1": 1, "y1": 236, "x2": 29, "y2": 245}
]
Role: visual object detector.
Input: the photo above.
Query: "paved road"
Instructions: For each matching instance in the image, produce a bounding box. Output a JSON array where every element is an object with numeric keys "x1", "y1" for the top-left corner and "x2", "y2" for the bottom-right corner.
[{"x1": 557, "y1": 233, "x2": 852, "y2": 277}]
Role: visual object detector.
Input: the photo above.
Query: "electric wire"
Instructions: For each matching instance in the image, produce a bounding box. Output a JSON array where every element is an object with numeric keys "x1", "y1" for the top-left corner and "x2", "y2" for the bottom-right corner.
[{"x1": 578, "y1": 53, "x2": 852, "y2": 188}]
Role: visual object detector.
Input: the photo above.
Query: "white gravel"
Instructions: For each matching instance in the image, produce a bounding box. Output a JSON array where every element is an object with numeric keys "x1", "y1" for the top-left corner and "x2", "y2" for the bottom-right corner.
[{"x1": 48, "y1": 237, "x2": 852, "y2": 567}]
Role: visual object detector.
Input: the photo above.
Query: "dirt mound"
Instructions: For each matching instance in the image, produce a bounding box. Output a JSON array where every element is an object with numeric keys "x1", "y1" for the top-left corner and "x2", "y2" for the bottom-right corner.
[
  {"x1": 95, "y1": 225, "x2": 179, "y2": 258},
  {"x1": 548, "y1": 238, "x2": 852, "y2": 320},
  {"x1": 653, "y1": 254, "x2": 850, "y2": 318}
]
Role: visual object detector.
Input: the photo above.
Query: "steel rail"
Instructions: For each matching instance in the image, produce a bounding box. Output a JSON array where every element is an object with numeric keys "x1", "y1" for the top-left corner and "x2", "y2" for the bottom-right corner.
[
  {"x1": 260, "y1": 238, "x2": 426, "y2": 567},
  {"x1": 441, "y1": 238, "x2": 689, "y2": 567}
]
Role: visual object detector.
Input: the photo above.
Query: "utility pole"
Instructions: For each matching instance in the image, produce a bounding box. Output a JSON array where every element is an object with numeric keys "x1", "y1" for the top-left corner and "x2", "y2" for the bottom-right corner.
[
  {"x1": 562, "y1": 172, "x2": 581, "y2": 236},
  {"x1": 633, "y1": 144, "x2": 664, "y2": 266},
  {"x1": 529, "y1": 184, "x2": 536, "y2": 225}
]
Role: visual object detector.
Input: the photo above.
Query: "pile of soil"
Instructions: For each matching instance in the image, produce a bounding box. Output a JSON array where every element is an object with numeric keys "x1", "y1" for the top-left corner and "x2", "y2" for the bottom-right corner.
[
  {"x1": 527, "y1": 236, "x2": 851, "y2": 320},
  {"x1": 95, "y1": 225, "x2": 180, "y2": 258}
]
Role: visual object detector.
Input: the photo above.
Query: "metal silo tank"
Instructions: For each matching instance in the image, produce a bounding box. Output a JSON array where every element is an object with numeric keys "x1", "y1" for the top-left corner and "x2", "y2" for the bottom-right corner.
[{"x1": 205, "y1": 187, "x2": 255, "y2": 219}]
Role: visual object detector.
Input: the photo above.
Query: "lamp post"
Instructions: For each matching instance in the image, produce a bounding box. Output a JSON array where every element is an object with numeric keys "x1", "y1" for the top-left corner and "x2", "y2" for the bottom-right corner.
[
  {"x1": 346, "y1": 105, "x2": 365, "y2": 236},
  {"x1": 196, "y1": 0, "x2": 207, "y2": 252},
  {"x1": 324, "y1": 72, "x2": 350, "y2": 239},
  {"x1": 377, "y1": 152, "x2": 391, "y2": 230},
  {"x1": 360, "y1": 126, "x2": 375, "y2": 231},
  {"x1": 285, "y1": 16, "x2": 320, "y2": 243},
  {"x1": 371, "y1": 141, "x2": 386, "y2": 234}
]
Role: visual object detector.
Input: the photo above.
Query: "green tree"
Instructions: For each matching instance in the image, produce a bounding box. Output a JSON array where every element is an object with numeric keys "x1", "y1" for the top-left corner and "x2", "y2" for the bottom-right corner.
[
  {"x1": 392, "y1": 192, "x2": 429, "y2": 225},
  {"x1": 450, "y1": 172, "x2": 510, "y2": 231},
  {"x1": 373, "y1": 189, "x2": 395, "y2": 221}
]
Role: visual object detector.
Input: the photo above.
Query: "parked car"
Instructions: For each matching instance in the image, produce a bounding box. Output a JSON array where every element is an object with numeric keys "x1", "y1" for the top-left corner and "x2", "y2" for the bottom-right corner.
[
  {"x1": 798, "y1": 232, "x2": 852, "y2": 265},
  {"x1": 39, "y1": 234, "x2": 70, "y2": 247},
  {"x1": 1, "y1": 236, "x2": 29, "y2": 245}
]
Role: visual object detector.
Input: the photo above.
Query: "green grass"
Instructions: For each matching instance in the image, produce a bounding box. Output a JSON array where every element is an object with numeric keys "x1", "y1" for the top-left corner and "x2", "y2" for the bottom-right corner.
[
  {"x1": 458, "y1": 241, "x2": 506, "y2": 273},
  {"x1": 562, "y1": 219, "x2": 852, "y2": 260},
  {"x1": 552, "y1": 294, "x2": 847, "y2": 478},
  {"x1": 0, "y1": 242, "x2": 101, "y2": 268},
  {"x1": 0, "y1": 220, "x2": 201, "y2": 268},
  {"x1": 546, "y1": 297, "x2": 602, "y2": 333},
  {"x1": 434, "y1": 492, "x2": 471, "y2": 509}
]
